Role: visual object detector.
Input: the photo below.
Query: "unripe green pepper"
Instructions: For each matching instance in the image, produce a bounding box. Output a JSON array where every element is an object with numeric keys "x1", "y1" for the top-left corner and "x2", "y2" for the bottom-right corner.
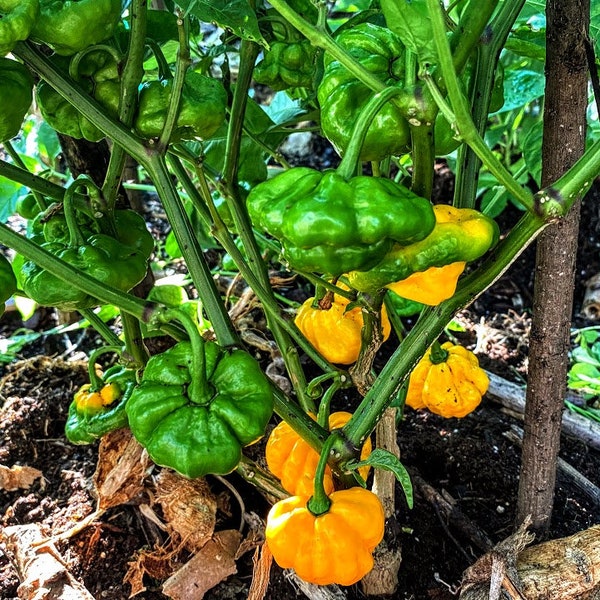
[
  {"x1": 66, "y1": 364, "x2": 137, "y2": 444},
  {"x1": 0, "y1": 0, "x2": 39, "y2": 56},
  {"x1": 15, "y1": 193, "x2": 42, "y2": 220},
  {"x1": 247, "y1": 166, "x2": 436, "y2": 276},
  {"x1": 126, "y1": 309, "x2": 274, "y2": 479},
  {"x1": 348, "y1": 205, "x2": 499, "y2": 292},
  {"x1": 134, "y1": 71, "x2": 228, "y2": 142},
  {"x1": 317, "y1": 23, "x2": 411, "y2": 161},
  {"x1": 254, "y1": 40, "x2": 317, "y2": 90},
  {"x1": 0, "y1": 253, "x2": 17, "y2": 316},
  {"x1": 31, "y1": 0, "x2": 122, "y2": 56},
  {"x1": 0, "y1": 57, "x2": 33, "y2": 143}
]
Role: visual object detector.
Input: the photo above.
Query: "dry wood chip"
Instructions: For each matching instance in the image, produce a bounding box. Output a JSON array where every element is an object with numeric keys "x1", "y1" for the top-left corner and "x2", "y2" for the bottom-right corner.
[
  {"x1": 0, "y1": 523, "x2": 95, "y2": 599},
  {"x1": 0, "y1": 464, "x2": 42, "y2": 491},
  {"x1": 162, "y1": 529, "x2": 243, "y2": 600},
  {"x1": 247, "y1": 543, "x2": 273, "y2": 600},
  {"x1": 153, "y1": 470, "x2": 217, "y2": 552},
  {"x1": 93, "y1": 428, "x2": 148, "y2": 510}
]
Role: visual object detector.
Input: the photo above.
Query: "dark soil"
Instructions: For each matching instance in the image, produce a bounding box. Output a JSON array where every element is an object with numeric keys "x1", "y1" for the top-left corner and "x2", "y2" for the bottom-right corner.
[{"x1": 1, "y1": 174, "x2": 600, "y2": 599}]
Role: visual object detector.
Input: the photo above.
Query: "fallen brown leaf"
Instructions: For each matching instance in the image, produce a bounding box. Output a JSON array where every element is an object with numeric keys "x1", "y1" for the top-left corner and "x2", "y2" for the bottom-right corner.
[{"x1": 0, "y1": 464, "x2": 42, "y2": 491}]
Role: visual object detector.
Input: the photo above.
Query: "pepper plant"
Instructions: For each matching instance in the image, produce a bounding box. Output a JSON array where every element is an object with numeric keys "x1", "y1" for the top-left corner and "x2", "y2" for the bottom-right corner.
[{"x1": 0, "y1": 0, "x2": 598, "y2": 587}]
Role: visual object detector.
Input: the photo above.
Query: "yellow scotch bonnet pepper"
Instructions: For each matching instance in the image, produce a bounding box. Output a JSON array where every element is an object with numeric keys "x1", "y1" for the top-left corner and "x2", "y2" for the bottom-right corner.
[
  {"x1": 266, "y1": 411, "x2": 372, "y2": 496},
  {"x1": 265, "y1": 487, "x2": 385, "y2": 586},
  {"x1": 406, "y1": 341, "x2": 489, "y2": 418},
  {"x1": 294, "y1": 291, "x2": 391, "y2": 365}
]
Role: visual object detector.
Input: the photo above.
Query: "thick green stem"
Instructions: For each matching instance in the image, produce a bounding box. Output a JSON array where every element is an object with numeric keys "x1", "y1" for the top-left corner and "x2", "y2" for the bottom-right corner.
[
  {"x1": 337, "y1": 87, "x2": 404, "y2": 180},
  {"x1": 0, "y1": 158, "x2": 65, "y2": 200},
  {"x1": 63, "y1": 179, "x2": 88, "y2": 248},
  {"x1": 3, "y1": 141, "x2": 49, "y2": 211},
  {"x1": 425, "y1": 0, "x2": 535, "y2": 213},
  {"x1": 409, "y1": 118, "x2": 435, "y2": 199},
  {"x1": 121, "y1": 311, "x2": 149, "y2": 366}
]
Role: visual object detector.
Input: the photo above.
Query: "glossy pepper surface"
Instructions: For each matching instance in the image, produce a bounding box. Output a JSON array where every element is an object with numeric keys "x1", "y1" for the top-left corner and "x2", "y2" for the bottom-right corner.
[
  {"x1": 134, "y1": 71, "x2": 227, "y2": 142},
  {"x1": 295, "y1": 292, "x2": 391, "y2": 365},
  {"x1": 21, "y1": 233, "x2": 148, "y2": 311},
  {"x1": 0, "y1": 254, "x2": 17, "y2": 316},
  {"x1": 0, "y1": 0, "x2": 39, "y2": 56},
  {"x1": 387, "y1": 261, "x2": 466, "y2": 305},
  {"x1": 31, "y1": 0, "x2": 122, "y2": 56},
  {"x1": 247, "y1": 166, "x2": 436, "y2": 275},
  {"x1": 317, "y1": 22, "x2": 411, "y2": 161},
  {"x1": 348, "y1": 204, "x2": 499, "y2": 291},
  {"x1": 266, "y1": 412, "x2": 372, "y2": 496},
  {"x1": 65, "y1": 365, "x2": 137, "y2": 444},
  {"x1": 265, "y1": 487, "x2": 385, "y2": 585},
  {"x1": 36, "y1": 50, "x2": 121, "y2": 142},
  {"x1": 125, "y1": 340, "x2": 274, "y2": 478},
  {"x1": 0, "y1": 57, "x2": 33, "y2": 143},
  {"x1": 254, "y1": 40, "x2": 317, "y2": 90},
  {"x1": 406, "y1": 341, "x2": 489, "y2": 418}
]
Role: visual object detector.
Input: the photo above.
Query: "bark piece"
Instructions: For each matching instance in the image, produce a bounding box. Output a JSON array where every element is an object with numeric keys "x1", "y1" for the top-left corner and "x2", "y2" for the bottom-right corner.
[
  {"x1": 1, "y1": 523, "x2": 95, "y2": 599},
  {"x1": 0, "y1": 464, "x2": 42, "y2": 491}
]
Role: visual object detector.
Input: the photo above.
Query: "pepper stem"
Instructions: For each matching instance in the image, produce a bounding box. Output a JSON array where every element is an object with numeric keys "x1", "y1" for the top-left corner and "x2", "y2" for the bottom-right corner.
[
  {"x1": 63, "y1": 176, "x2": 94, "y2": 248},
  {"x1": 86, "y1": 345, "x2": 124, "y2": 392},
  {"x1": 336, "y1": 86, "x2": 404, "y2": 181},
  {"x1": 307, "y1": 434, "x2": 337, "y2": 516},
  {"x1": 428, "y1": 339, "x2": 449, "y2": 365},
  {"x1": 153, "y1": 307, "x2": 209, "y2": 405}
]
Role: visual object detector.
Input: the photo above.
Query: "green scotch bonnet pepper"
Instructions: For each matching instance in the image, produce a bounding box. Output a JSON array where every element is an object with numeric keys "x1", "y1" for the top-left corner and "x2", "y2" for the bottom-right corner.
[
  {"x1": 0, "y1": 57, "x2": 33, "y2": 143},
  {"x1": 126, "y1": 329, "x2": 274, "y2": 479},
  {"x1": 246, "y1": 166, "x2": 436, "y2": 276},
  {"x1": 0, "y1": 0, "x2": 39, "y2": 57}
]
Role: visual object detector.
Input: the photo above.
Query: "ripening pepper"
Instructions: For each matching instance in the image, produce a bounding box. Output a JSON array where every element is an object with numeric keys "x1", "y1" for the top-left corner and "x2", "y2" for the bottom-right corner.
[
  {"x1": 21, "y1": 234, "x2": 148, "y2": 311},
  {"x1": 406, "y1": 341, "x2": 489, "y2": 418},
  {"x1": 125, "y1": 340, "x2": 274, "y2": 478},
  {"x1": 348, "y1": 204, "x2": 499, "y2": 292},
  {"x1": 294, "y1": 292, "x2": 391, "y2": 365},
  {"x1": 387, "y1": 261, "x2": 466, "y2": 306},
  {"x1": 265, "y1": 487, "x2": 385, "y2": 585},
  {"x1": 266, "y1": 412, "x2": 372, "y2": 496},
  {"x1": 0, "y1": 253, "x2": 17, "y2": 316},
  {"x1": 134, "y1": 71, "x2": 227, "y2": 142},
  {"x1": 247, "y1": 167, "x2": 436, "y2": 275},
  {"x1": 254, "y1": 40, "x2": 317, "y2": 90},
  {"x1": 0, "y1": 57, "x2": 33, "y2": 143},
  {"x1": 65, "y1": 365, "x2": 137, "y2": 444},
  {"x1": 0, "y1": 0, "x2": 39, "y2": 57},
  {"x1": 30, "y1": 0, "x2": 122, "y2": 56}
]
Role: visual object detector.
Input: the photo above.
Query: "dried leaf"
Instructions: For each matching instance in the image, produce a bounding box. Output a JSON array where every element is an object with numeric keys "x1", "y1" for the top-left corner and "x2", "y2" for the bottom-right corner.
[
  {"x1": 0, "y1": 464, "x2": 42, "y2": 491},
  {"x1": 93, "y1": 428, "x2": 148, "y2": 510},
  {"x1": 153, "y1": 470, "x2": 217, "y2": 552},
  {"x1": 162, "y1": 530, "x2": 242, "y2": 599},
  {"x1": 247, "y1": 543, "x2": 273, "y2": 600}
]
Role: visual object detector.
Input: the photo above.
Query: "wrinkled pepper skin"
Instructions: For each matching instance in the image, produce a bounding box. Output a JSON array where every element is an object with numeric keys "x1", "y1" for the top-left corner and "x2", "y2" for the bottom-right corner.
[
  {"x1": 318, "y1": 22, "x2": 410, "y2": 161},
  {"x1": 0, "y1": 0, "x2": 39, "y2": 56},
  {"x1": 254, "y1": 40, "x2": 317, "y2": 90},
  {"x1": 387, "y1": 261, "x2": 466, "y2": 305},
  {"x1": 247, "y1": 167, "x2": 436, "y2": 275},
  {"x1": 134, "y1": 71, "x2": 227, "y2": 142},
  {"x1": 0, "y1": 57, "x2": 33, "y2": 143},
  {"x1": 0, "y1": 253, "x2": 17, "y2": 316},
  {"x1": 31, "y1": 0, "x2": 122, "y2": 56},
  {"x1": 295, "y1": 293, "x2": 391, "y2": 365},
  {"x1": 406, "y1": 342, "x2": 489, "y2": 418},
  {"x1": 348, "y1": 204, "x2": 499, "y2": 291},
  {"x1": 36, "y1": 50, "x2": 121, "y2": 141},
  {"x1": 265, "y1": 487, "x2": 385, "y2": 586},
  {"x1": 65, "y1": 365, "x2": 137, "y2": 444},
  {"x1": 266, "y1": 412, "x2": 372, "y2": 496},
  {"x1": 125, "y1": 341, "x2": 274, "y2": 478},
  {"x1": 21, "y1": 234, "x2": 148, "y2": 311}
]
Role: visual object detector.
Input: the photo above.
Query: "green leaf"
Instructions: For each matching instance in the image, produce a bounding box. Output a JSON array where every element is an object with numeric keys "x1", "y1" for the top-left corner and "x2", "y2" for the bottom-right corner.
[
  {"x1": 351, "y1": 448, "x2": 413, "y2": 508},
  {"x1": 147, "y1": 284, "x2": 189, "y2": 307},
  {"x1": 0, "y1": 178, "x2": 24, "y2": 223},
  {"x1": 496, "y1": 68, "x2": 545, "y2": 114},
  {"x1": 380, "y1": 0, "x2": 436, "y2": 66},
  {"x1": 177, "y1": 0, "x2": 266, "y2": 46}
]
